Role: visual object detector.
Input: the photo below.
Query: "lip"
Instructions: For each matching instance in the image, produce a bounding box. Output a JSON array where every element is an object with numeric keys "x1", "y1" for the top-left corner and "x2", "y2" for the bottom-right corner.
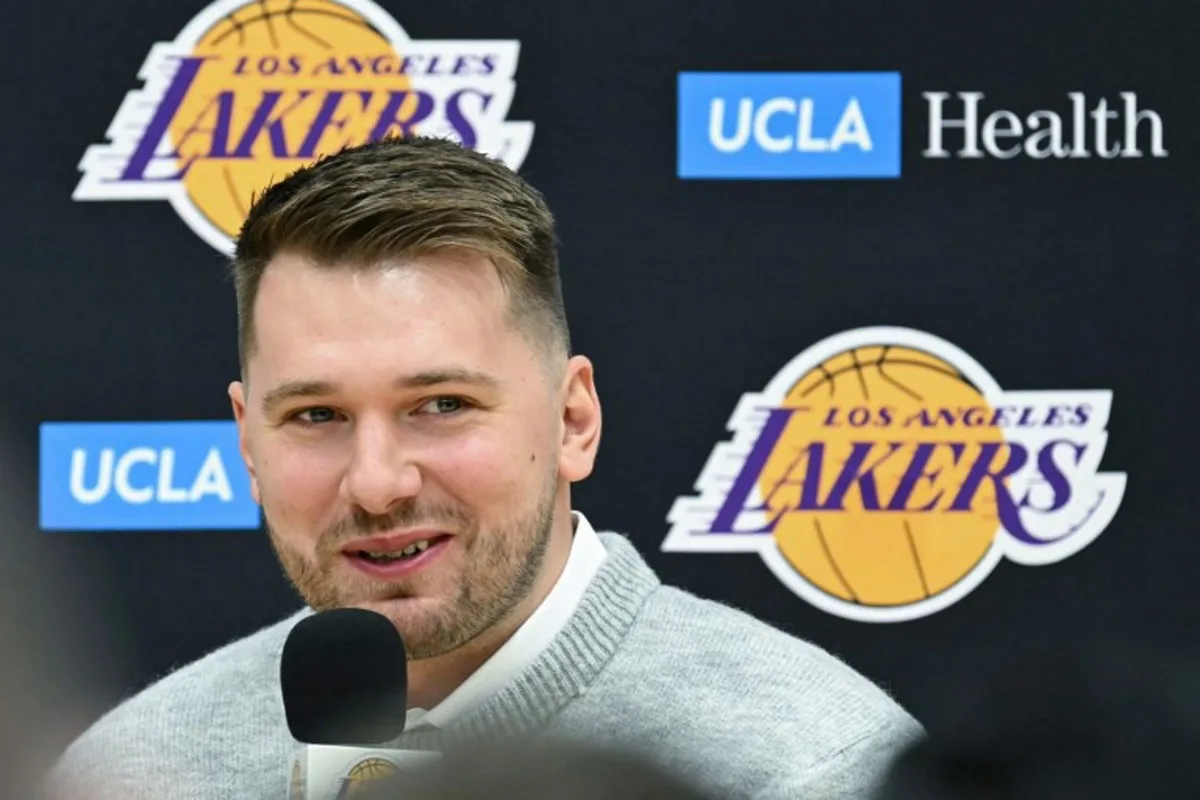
[
  {"x1": 341, "y1": 529, "x2": 453, "y2": 555},
  {"x1": 344, "y1": 535, "x2": 452, "y2": 581}
]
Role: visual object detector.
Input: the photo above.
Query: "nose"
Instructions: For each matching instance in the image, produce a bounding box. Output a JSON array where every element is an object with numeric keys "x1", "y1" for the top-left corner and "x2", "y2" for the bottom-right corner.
[{"x1": 338, "y1": 416, "x2": 422, "y2": 515}]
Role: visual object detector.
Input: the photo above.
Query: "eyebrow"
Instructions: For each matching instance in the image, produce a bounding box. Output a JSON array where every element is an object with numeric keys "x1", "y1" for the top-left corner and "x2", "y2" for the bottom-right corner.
[{"x1": 259, "y1": 369, "x2": 503, "y2": 415}]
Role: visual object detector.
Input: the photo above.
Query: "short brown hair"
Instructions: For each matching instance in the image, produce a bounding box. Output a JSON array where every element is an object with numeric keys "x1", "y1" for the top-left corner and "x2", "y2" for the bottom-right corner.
[{"x1": 231, "y1": 136, "x2": 569, "y2": 372}]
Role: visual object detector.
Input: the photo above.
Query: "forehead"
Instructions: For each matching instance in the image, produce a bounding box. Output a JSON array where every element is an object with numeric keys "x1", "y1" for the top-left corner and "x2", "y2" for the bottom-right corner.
[{"x1": 248, "y1": 250, "x2": 522, "y2": 379}]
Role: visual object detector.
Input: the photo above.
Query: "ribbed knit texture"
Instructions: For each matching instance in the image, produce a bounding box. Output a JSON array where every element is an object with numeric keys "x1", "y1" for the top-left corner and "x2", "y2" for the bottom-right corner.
[{"x1": 47, "y1": 533, "x2": 923, "y2": 800}]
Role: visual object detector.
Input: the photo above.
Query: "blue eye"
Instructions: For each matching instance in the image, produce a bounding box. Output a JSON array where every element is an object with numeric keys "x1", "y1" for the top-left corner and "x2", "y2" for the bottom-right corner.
[
  {"x1": 423, "y1": 397, "x2": 467, "y2": 415},
  {"x1": 295, "y1": 407, "x2": 338, "y2": 424}
]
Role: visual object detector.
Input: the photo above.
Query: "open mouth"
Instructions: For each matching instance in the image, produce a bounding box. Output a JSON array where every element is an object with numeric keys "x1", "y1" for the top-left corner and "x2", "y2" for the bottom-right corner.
[{"x1": 350, "y1": 534, "x2": 452, "y2": 564}]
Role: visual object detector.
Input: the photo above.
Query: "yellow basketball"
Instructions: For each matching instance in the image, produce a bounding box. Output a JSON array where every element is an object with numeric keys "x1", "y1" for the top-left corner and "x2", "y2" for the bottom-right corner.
[
  {"x1": 168, "y1": 0, "x2": 410, "y2": 239},
  {"x1": 760, "y1": 345, "x2": 1004, "y2": 606},
  {"x1": 342, "y1": 757, "x2": 399, "y2": 797}
]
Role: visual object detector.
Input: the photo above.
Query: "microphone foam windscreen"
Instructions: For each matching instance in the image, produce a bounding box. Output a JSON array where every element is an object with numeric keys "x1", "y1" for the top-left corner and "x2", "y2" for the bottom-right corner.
[{"x1": 280, "y1": 608, "x2": 408, "y2": 745}]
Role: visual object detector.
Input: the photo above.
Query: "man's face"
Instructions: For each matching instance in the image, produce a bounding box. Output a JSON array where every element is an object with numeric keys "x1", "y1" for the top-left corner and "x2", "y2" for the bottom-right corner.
[{"x1": 229, "y1": 250, "x2": 590, "y2": 659}]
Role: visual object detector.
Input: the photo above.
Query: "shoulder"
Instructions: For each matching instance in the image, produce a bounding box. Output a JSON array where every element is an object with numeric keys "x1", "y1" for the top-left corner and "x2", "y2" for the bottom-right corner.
[
  {"x1": 46, "y1": 609, "x2": 309, "y2": 799},
  {"x1": 105, "y1": 608, "x2": 304, "y2": 717},
  {"x1": 607, "y1": 585, "x2": 922, "y2": 790},
  {"x1": 642, "y1": 585, "x2": 914, "y2": 721}
]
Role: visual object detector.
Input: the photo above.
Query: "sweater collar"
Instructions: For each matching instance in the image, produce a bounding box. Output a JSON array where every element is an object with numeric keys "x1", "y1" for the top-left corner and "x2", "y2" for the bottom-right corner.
[{"x1": 391, "y1": 532, "x2": 660, "y2": 749}]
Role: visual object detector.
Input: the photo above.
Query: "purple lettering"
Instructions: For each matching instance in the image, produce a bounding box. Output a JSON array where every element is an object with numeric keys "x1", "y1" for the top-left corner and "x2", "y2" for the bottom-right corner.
[
  {"x1": 369, "y1": 91, "x2": 436, "y2": 141},
  {"x1": 950, "y1": 443, "x2": 1026, "y2": 512},
  {"x1": 950, "y1": 442, "x2": 1040, "y2": 542},
  {"x1": 117, "y1": 56, "x2": 212, "y2": 182},
  {"x1": 1019, "y1": 440, "x2": 1081, "y2": 518},
  {"x1": 903, "y1": 409, "x2": 936, "y2": 427},
  {"x1": 804, "y1": 442, "x2": 906, "y2": 511},
  {"x1": 708, "y1": 407, "x2": 798, "y2": 533},
  {"x1": 172, "y1": 91, "x2": 237, "y2": 161},
  {"x1": 1044, "y1": 405, "x2": 1071, "y2": 426},
  {"x1": 231, "y1": 91, "x2": 315, "y2": 158},
  {"x1": 962, "y1": 406, "x2": 989, "y2": 427},
  {"x1": 312, "y1": 56, "x2": 344, "y2": 76},
  {"x1": 990, "y1": 406, "x2": 1016, "y2": 427},
  {"x1": 887, "y1": 442, "x2": 965, "y2": 511},
  {"x1": 259, "y1": 55, "x2": 281, "y2": 76},
  {"x1": 295, "y1": 91, "x2": 358, "y2": 158},
  {"x1": 446, "y1": 89, "x2": 489, "y2": 148}
]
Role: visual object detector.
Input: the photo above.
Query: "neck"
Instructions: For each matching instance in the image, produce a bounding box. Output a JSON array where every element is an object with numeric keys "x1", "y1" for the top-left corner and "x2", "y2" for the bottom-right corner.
[{"x1": 405, "y1": 503, "x2": 576, "y2": 711}]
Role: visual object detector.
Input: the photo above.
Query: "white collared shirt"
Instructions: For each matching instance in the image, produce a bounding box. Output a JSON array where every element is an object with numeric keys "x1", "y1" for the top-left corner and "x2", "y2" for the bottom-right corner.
[{"x1": 404, "y1": 510, "x2": 608, "y2": 729}]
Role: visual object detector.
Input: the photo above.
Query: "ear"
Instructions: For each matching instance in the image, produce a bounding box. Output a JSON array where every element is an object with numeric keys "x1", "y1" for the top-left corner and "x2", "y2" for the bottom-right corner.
[
  {"x1": 558, "y1": 355, "x2": 601, "y2": 483},
  {"x1": 228, "y1": 380, "x2": 261, "y2": 505}
]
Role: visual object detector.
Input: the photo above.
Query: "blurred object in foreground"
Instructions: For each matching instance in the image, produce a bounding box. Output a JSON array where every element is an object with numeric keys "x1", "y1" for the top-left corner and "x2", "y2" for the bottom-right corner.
[
  {"x1": 876, "y1": 640, "x2": 1200, "y2": 800},
  {"x1": 0, "y1": 418, "x2": 129, "y2": 798},
  {"x1": 357, "y1": 737, "x2": 717, "y2": 800}
]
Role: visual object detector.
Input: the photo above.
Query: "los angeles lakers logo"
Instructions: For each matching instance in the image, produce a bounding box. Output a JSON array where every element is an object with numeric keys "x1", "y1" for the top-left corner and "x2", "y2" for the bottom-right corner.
[
  {"x1": 73, "y1": 0, "x2": 534, "y2": 254},
  {"x1": 663, "y1": 327, "x2": 1127, "y2": 622},
  {"x1": 335, "y1": 756, "x2": 399, "y2": 799}
]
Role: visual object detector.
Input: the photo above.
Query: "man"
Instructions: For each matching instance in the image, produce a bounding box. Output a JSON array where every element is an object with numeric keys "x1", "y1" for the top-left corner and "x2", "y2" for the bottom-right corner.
[{"x1": 49, "y1": 136, "x2": 922, "y2": 799}]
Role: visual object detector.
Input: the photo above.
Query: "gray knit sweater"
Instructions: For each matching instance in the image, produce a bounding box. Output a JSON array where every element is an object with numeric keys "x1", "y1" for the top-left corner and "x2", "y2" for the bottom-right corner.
[{"x1": 48, "y1": 532, "x2": 923, "y2": 799}]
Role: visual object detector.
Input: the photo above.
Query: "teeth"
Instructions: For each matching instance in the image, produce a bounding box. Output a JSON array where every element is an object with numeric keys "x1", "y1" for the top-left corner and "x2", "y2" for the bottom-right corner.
[{"x1": 362, "y1": 540, "x2": 431, "y2": 559}]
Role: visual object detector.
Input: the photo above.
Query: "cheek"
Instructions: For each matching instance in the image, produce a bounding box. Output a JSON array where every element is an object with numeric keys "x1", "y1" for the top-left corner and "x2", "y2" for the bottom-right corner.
[
  {"x1": 257, "y1": 442, "x2": 343, "y2": 531},
  {"x1": 427, "y1": 429, "x2": 544, "y2": 507}
]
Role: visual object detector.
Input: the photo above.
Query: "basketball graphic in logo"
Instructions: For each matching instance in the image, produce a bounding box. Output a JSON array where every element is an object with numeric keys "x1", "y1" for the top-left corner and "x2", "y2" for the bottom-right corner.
[
  {"x1": 665, "y1": 327, "x2": 1127, "y2": 622},
  {"x1": 168, "y1": 0, "x2": 397, "y2": 240},
  {"x1": 74, "y1": 0, "x2": 534, "y2": 254},
  {"x1": 339, "y1": 756, "x2": 400, "y2": 798},
  {"x1": 762, "y1": 345, "x2": 1003, "y2": 606}
]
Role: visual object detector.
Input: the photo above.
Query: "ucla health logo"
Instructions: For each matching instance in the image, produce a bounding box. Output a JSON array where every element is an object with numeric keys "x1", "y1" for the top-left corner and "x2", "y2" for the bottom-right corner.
[
  {"x1": 663, "y1": 327, "x2": 1127, "y2": 622},
  {"x1": 73, "y1": 0, "x2": 533, "y2": 255},
  {"x1": 678, "y1": 71, "x2": 1167, "y2": 178},
  {"x1": 677, "y1": 72, "x2": 902, "y2": 179},
  {"x1": 40, "y1": 421, "x2": 259, "y2": 531}
]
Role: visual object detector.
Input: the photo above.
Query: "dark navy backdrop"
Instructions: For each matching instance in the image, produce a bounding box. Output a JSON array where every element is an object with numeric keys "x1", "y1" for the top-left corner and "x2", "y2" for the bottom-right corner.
[{"x1": 2, "y1": 0, "x2": 1196, "y2": 736}]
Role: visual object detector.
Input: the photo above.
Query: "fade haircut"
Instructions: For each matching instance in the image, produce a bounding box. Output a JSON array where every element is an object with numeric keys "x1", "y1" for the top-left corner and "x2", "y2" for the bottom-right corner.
[{"x1": 231, "y1": 136, "x2": 570, "y2": 374}]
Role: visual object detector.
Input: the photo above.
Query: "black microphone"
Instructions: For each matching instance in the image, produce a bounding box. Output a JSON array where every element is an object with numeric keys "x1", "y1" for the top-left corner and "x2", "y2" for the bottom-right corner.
[
  {"x1": 280, "y1": 608, "x2": 433, "y2": 799},
  {"x1": 282, "y1": 607, "x2": 408, "y2": 745}
]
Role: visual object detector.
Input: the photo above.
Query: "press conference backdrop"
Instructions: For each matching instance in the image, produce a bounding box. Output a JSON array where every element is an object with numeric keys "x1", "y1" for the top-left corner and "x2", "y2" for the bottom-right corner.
[{"x1": 3, "y1": 0, "x2": 1197, "y2": 732}]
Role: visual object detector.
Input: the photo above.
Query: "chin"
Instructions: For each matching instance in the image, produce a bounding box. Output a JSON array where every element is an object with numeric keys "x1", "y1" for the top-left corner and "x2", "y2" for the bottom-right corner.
[{"x1": 348, "y1": 595, "x2": 437, "y2": 626}]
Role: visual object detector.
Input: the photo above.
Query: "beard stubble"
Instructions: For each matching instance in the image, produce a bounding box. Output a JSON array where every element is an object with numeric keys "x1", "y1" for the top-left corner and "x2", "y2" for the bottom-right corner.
[{"x1": 266, "y1": 472, "x2": 558, "y2": 660}]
